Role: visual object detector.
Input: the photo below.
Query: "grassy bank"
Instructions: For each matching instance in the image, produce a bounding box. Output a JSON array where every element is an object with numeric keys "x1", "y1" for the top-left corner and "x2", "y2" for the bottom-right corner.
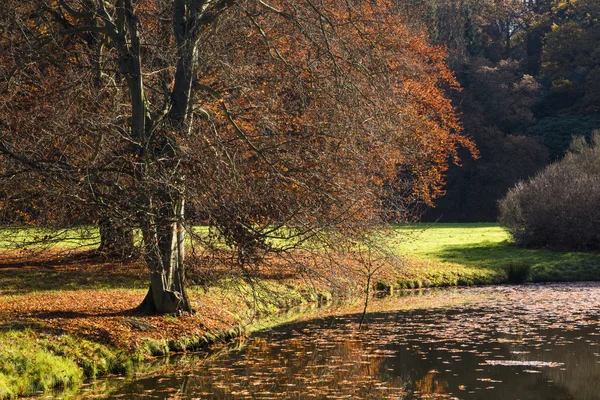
[
  {"x1": 0, "y1": 330, "x2": 131, "y2": 399},
  {"x1": 2, "y1": 222, "x2": 600, "y2": 398},
  {"x1": 0, "y1": 287, "x2": 326, "y2": 399},
  {"x1": 0, "y1": 252, "x2": 335, "y2": 398},
  {"x1": 390, "y1": 223, "x2": 600, "y2": 287}
]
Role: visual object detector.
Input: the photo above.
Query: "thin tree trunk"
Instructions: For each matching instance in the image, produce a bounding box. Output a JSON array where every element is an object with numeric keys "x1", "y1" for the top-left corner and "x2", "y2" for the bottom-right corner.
[{"x1": 359, "y1": 272, "x2": 372, "y2": 330}]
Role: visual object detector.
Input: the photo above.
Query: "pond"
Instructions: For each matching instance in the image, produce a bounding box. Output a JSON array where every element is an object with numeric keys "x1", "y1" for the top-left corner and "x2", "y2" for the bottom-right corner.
[{"x1": 80, "y1": 283, "x2": 600, "y2": 399}]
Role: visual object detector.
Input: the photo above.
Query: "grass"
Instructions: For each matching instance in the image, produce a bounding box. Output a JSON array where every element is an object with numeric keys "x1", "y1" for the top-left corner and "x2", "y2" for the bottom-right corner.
[
  {"x1": 390, "y1": 223, "x2": 600, "y2": 286},
  {"x1": 0, "y1": 283, "x2": 322, "y2": 398},
  {"x1": 0, "y1": 330, "x2": 131, "y2": 399},
  {"x1": 0, "y1": 253, "x2": 147, "y2": 293},
  {"x1": 0, "y1": 226, "x2": 99, "y2": 250},
  {"x1": 3, "y1": 222, "x2": 600, "y2": 294},
  {"x1": 0, "y1": 256, "x2": 332, "y2": 399}
]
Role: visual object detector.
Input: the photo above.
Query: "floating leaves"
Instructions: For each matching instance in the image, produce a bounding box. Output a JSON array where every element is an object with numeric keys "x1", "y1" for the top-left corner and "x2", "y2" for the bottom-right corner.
[
  {"x1": 77, "y1": 283, "x2": 600, "y2": 399},
  {"x1": 481, "y1": 360, "x2": 564, "y2": 368}
]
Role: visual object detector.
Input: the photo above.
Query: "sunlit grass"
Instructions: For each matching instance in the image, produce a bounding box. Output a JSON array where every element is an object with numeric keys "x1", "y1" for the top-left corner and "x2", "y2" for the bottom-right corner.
[
  {"x1": 2, "y1": 223, "x2": 600, "y2": 399},
  {"x1": 0, "y1": 225, "x2": 298, "y2": 252},
  {"x1": 0, "y1": 330, "x2": 132, "y2": 398},
  {"x1": 391, "y1": 223, "x2": 600, "y2": 285},
  {"x1": 0, "y1": 226, "x2": 99, "y2": 250},
  {"x1": 3, "y1": 223, "x2": 600, "y2": 292}
]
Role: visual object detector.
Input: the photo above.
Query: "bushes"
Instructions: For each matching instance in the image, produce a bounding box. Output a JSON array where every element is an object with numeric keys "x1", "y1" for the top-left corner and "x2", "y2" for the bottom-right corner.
[{"x1": 499, "y1": 132, "x2": 600, "y2": 250}]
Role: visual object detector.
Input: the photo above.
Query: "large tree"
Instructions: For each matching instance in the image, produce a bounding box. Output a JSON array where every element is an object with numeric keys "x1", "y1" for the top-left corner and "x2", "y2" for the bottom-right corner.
[{"x1": 0, "y1": 0, "x2": 472, "y2": 314}]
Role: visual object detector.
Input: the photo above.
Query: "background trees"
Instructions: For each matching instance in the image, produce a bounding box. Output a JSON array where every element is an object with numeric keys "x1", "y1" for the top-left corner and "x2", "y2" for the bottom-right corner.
[
  {"x1": 0, "y1": 0, "x2": 471, "y2": 313},
  {"x1": 419, "y1": 0, "x2": 600, "y2": 222},
  {"x1": 541, "y1": 0, "x2": 600, "y2": 115}
]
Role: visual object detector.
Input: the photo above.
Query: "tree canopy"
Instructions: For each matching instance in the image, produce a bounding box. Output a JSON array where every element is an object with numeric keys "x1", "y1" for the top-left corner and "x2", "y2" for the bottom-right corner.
[
  {"x1": 420, "y1": 0, "x2": 600, "y2": 222},
  {"x1": 0, "y1": 0, "x2": 471, "y2": 313}
]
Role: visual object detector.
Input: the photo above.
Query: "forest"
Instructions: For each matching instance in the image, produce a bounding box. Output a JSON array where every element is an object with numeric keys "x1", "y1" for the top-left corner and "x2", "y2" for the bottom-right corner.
[
  {"x1": 0, "y1": 0, "x2": 600, "y2": 399},
  {"x1": 417, "y1": 0, "x2": 600, "y2": 222}
]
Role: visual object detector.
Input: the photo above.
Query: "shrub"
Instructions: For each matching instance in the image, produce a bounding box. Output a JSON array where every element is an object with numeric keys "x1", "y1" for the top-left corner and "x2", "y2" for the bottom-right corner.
[
  {"x1": 499, "y1": 132, "x2": 600, "y2": 251},
  {"x1": 505, "y1": 261, "x2": 532, "y2": 283}
]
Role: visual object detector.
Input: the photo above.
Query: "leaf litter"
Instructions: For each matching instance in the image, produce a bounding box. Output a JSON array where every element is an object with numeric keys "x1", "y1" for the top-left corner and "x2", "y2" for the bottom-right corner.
[{"x1": 54, "y1": 282, "x2": 600, "y2": 399}]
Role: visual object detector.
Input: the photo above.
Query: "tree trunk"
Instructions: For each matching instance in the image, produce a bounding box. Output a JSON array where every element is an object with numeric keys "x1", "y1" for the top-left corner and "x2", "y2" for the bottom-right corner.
[
  {"x1": 526, "y1": 27, "x2": 545, "y2": 76},
  {"x1": 98, "y1": 218, "x2": 136, "y2": 258},
  {"x1": 136, "y1": 197, "x2": 193, "y2": 315}
]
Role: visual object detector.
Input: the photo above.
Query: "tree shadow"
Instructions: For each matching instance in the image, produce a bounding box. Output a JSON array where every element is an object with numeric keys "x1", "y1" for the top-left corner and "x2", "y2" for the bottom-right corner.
[
  {"x1": 0, "y1": 251, "x2": 301, "y2": 294},
  {"x1": 23, "y1": 309, "x2": 137, "y2": 320},
  {"x1": 430, "y1": 241, "x2": 520, "y2": 271},
  {"x1": 0, "y1": 250, "x2": 137, "y2": 269},
  {"x1": 0, "y1": 252, "x2": 147, "y2": 293},
  {"x1": 0, "y1": 252, "x2": 89, "y2": 269},
  {"x1": 431, "y1": 241, "x2": 600, "y2": 282},
  {"x1": 0, "y1": 319, "x2": 122, "y2": 345}
]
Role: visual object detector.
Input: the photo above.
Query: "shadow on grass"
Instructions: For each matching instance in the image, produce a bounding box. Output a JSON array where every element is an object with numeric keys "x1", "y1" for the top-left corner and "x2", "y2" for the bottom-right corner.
[
  {"x1": 430, "y1": 241, "x2": 523, "y2": 270},
  {"x1": 0, "y1": 252, "x2": 148, "y2": 293},
  {"x1": 0, "y1": 251, "x2": 114, "y2": 269},
  {"x1": 0, "y1": 309, "x2": 156, "y2": 345},
  {"x1": 0, "y1": 251, "x2": 301, "y2": 294},
  {"x1": 0, "y1": 320, "x2": 124, "y2": 347},
  {"x1": 24, "y1": 309, "x2": 136, "y2": 320},
  {"x1": 432, "y1": 241, "x2": 600, "y2": 282}
]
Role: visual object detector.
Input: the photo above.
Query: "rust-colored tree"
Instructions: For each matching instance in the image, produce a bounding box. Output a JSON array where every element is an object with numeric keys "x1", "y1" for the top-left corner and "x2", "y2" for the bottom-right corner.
[{"x1": 0, "y1": 0, "x2": 473, "y2": 314}]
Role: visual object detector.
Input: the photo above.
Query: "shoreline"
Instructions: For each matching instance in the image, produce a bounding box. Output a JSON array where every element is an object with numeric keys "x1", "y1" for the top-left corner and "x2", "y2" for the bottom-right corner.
[{"x1": 3, "y1": 223, "x2": 600, "y2": 398}]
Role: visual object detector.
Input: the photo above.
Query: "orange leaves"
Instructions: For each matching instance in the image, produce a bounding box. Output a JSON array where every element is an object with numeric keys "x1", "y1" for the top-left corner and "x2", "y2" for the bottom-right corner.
[
  {"x1": 0, "y1": 0, "x2": 475, "y2": 274},
  {"x1": 189, "y1": 0, "x2": 473, "y2": 220}
]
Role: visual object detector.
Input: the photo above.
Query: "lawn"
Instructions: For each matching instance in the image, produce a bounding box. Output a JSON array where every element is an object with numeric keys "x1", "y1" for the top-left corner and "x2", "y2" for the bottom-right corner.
[
  {"x1": 390, "y1": 223, "x2": 600, "y2": 286},
  {"x1": 0, "y1": 226, "x2": 100, "y2": 250},
  {"x1": 3, "y1": 223, "x2": 600, "y2": 292}
]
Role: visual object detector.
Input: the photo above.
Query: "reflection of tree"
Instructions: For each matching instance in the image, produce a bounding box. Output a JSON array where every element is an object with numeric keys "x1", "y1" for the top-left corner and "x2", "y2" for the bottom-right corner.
[
  {"x1": 415, "y1": 371, "x2": 449, "y2": 396},
  {"x1": 95, "y1": 324, "x2": 411, "y2": 399},
  {"x1": 186, "y1": 333, "x2": 409, "y2": 399},
  {"x1": 88, "y1": 286, "x2": 600, "y2": 399}
]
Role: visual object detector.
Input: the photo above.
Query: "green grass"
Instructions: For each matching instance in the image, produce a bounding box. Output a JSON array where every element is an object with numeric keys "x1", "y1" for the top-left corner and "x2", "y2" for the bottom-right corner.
[
  {"x1": 0, "y1": 330, "x2": 132, "y2": 399},
  {"x1": 0, "y1": 226, "x2": 100, "y2": 250},
  {"x1": 2, "y1": 223, "x2": 600, "y2": 398},
  {"x1": 390, "y1": 223, "x2": 600, "y2": 286},
  {"x1": 4, "y1": 222, "x2": 600, "y2": 292}
]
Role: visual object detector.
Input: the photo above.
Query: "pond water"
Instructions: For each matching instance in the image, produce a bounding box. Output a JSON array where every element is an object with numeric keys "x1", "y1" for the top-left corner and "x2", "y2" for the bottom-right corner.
[{"x1": 81, "y1": 283, "x2": 600, "y2": 399}]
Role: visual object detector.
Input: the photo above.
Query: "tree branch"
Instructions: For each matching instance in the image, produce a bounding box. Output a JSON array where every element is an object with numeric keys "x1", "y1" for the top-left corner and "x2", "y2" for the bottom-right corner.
[{"x1": 58, "y1": 0, "x2": 94, "y2": 19}]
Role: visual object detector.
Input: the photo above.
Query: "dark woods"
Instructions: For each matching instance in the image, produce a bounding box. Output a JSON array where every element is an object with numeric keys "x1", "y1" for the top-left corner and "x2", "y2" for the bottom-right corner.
[{"x1": 417, "y1": 0, "x2": 600, "y2": 222}]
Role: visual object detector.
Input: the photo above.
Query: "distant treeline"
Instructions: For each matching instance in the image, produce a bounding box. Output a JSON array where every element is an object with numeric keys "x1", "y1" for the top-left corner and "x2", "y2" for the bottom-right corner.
[{"x1": 414, "y1": 0, "x2": 600, "y2": 222}]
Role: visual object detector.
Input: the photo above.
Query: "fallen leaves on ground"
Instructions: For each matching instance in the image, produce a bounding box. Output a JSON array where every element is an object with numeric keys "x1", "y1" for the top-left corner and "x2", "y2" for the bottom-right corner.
[
  {"x1": 0, "y1": 251, "x2": 259, "y2": 349},
  {"x1": 0, "y1": 249, "x2": 392, "y2": 350}
]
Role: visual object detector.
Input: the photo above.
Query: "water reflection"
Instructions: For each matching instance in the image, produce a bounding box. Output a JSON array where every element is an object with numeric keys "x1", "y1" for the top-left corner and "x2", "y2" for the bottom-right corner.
[{"x1": 82, "y1": 284, "x2": 600, "y2": 399}]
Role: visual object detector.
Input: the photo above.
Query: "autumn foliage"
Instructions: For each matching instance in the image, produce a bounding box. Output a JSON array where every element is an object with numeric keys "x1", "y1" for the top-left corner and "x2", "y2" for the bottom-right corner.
[{"x1": 0, "y1": 0, "x2": 473, "y2": 313}]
